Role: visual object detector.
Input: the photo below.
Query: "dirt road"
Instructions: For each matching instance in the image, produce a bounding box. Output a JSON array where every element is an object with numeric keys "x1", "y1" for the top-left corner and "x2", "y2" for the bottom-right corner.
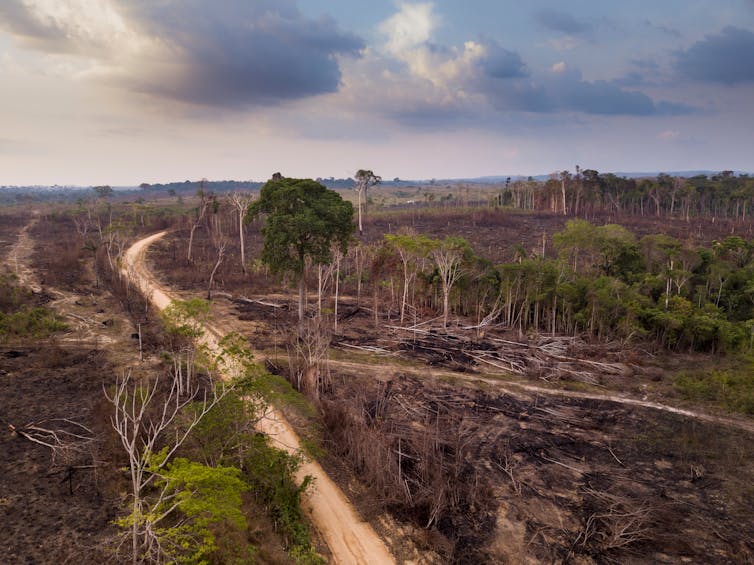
[
  {"x1": 123, "y1": 232, "x2": 396, "y2": 565},
  {"x1": 7, "y1": 213, "x2": 41, "y2": 292}
]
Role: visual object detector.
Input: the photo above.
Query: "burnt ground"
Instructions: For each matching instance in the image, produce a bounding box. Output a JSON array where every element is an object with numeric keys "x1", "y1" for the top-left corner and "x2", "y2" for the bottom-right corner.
[
  {"x1": 0, "y1": 211, "x2": 298, "y2": 564},
  {"x1": 0, "y1": 345, "x2": 122, "y2": 564},
  {"x1": 320, "y1": 371, "x2": 754, "y2": 563},
  {"x1": 227, "y1": 296, "x2": 754, "y2": 564}
]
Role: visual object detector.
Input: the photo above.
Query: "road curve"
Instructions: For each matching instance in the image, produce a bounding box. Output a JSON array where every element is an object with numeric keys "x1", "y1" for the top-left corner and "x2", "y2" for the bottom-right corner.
[{"x1": 122, "y1": 232, "x2": 396, "y2": 565}]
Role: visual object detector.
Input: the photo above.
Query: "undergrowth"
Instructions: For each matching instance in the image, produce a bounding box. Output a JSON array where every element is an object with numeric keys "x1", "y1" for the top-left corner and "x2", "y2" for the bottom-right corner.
[
  {"x1": 674, "y1": 356, "x2": 754, "y2": 415},
  {"x1": 0, "y1": 274, "x2": 67, "y2": 339}
]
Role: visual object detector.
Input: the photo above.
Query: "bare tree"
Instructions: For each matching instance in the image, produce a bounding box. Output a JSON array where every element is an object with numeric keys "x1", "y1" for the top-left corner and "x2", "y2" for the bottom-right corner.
[
  {"x1": 559, "y1": 170, "x2": 570, "y2": 215},
  {"x1": 354, "y1": 169, "x2": 381, "y2": 236},
  {"x1": 432, "y1": 238, "x2": 468, "y2": 329},
  {"x1": 207, "y1": 239, "x2": 227, "y2": 300},
  {"x1": 289, "y1": 319, "x2": 330, "y2": 400},
  {"x1": 226, "y1": 192, "x2": 254, "y2": 273},
  {"x1": 105, "y1": 369, "x2": 228, "y2": 565},
  {"x1": 187, "y1": 181, "x2": 211, "y2": 263}
]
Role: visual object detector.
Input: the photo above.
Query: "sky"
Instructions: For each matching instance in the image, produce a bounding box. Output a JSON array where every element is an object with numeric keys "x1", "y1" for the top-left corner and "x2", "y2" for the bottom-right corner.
[{"x1": 1, "y1": 1, "x2": 753, "y2": 186}]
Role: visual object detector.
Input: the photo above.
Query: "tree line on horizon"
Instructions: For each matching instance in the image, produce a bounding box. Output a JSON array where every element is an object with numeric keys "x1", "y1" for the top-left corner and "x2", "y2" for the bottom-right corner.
[{"x1": 497, "y1": 169, "x2": 754, "y2": 221}]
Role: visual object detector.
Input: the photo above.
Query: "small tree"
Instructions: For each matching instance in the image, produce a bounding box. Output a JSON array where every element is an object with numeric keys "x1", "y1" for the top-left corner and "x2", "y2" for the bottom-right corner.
[
  {"x1": 432, "y1": 237, "x2": 471, "y2": 328},
  {"x1": 385, "y1": 230, "x2": 435, "y2": 324},
  {"x1": 246, "y1": 176, "x2": 354, "y2": 325}
]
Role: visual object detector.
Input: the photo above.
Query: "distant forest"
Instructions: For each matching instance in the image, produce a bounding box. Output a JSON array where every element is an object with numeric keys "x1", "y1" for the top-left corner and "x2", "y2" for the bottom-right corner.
[
  {"x1": 497, "y1": 170, "x2": 754, "y2": 221},
  {"x1": 2, "y1": 171, "x2": 753, "y2": 220}
]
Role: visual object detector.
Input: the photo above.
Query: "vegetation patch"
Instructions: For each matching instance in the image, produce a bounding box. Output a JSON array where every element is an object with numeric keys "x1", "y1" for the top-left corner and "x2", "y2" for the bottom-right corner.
[
  {"x1": 0, "y1": 274, "x2": 66, "y2": 339},
  {"x1": 675, "y1": 358, "x2": 754, "y2": 414}
]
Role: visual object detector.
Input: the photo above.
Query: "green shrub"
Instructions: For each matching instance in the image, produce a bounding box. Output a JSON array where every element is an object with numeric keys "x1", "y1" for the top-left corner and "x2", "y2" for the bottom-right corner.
[
  {"x1": 675, "y1": 368, "x2": 754, "y2": 415},
  {"x1": 0, "y1": 306, "x2": 67, "y2": 339}
]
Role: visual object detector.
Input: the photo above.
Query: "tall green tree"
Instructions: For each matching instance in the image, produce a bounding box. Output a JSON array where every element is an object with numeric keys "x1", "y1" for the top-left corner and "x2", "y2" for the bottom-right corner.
[
  {"x1": 246, "y1": 177, "x2": 354, "y2": 324},
  {"x1": 354, "y1": 169, "x2": 381, "y2": 235}
]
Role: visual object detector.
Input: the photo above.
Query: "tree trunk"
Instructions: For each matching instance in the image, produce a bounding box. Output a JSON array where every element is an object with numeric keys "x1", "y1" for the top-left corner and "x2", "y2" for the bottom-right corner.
[
  {"x1": 207, "y1": 243, "x2": 225, "y2": 300},
  {"x1": 442, "y1": 284, "x2": 450, "y2": 329},
  {"x1": 357, "y1": 189, "x2": 363, "y2": 235},
  {"x1": 334, "y1": 254, "x2": 340, "y2": 333},
  {"x1": 298, "y1": 275, "x2": 306, "y2": 325},
  {"x1": 238, "y1": 210, "x2": 246, "y2": 273}
]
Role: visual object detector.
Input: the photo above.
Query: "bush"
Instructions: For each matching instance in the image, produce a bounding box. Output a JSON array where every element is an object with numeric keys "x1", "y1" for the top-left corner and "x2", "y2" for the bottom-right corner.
[
  {"x1": 0, "y1": 306, "x2": 67, "y2": 339},
  {"x1": 675, "y1": 367, "x2": 754, "y2": 415}
]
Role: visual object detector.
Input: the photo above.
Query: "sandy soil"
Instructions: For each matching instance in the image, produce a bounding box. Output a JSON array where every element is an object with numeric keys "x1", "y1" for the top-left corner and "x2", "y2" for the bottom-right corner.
[{"x1": 123, "y1": 231, "x2": 396, "y2": 565}]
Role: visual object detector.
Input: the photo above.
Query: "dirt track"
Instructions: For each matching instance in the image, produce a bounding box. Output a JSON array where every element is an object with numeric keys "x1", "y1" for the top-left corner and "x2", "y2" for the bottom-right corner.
[{"x1": 123, "y1": 232, "x2": 396, "y2": 565}]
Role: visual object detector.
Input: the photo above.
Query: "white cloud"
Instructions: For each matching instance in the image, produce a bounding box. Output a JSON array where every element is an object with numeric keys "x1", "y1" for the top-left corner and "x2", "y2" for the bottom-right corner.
[
  {"x1": 551, "y1": 61, "x2": 568, "y2": 73},
  {"x1": 372, "y1": 2, "x2": 488, "y2": 92},
  {"x1": 379, "y1": 2, "x2": 437, "y2": 55},
  {"x1": 9, "y1": 0, "x2": 143, "y2": 54}
]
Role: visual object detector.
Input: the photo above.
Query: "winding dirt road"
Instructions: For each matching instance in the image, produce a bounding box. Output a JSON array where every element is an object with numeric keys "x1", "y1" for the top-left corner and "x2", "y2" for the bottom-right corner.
[{"x1": 123, "y1": 232, "x2": 396, "y2": 565}]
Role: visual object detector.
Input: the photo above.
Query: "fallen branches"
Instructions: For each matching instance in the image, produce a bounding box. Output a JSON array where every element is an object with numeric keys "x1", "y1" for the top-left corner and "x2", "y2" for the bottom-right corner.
[
  {"x1": 343, "y1": 322, "x2": 632, "y2": 386},
  {"x1": 7, "y1": 417, "x2": 96, "y2": 467}
]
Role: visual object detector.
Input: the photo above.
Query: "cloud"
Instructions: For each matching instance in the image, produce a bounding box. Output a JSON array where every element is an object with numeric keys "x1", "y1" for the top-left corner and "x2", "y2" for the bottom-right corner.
[
  {"x1": 0, "y1": 0, "x2": 138, "y2": 55},
  {"x1": 481, "y1": 67, "x2": 693, "y2": 116},
  {"x1": 0, "y1": 0, "x2": 364, "y2": 107},
  {"x1": 334, "y1": 3, "x2": 693, "y2": 128},
  {"x1": 479, "y1": 40, "x2": 528, "y2": 79},
  {"x1": 535, "y1": 10, "x2": 591, "y2": 35},
  {"x1": 379, "y1": 2, "x2": 437, "y2": 55},
  {"x1": 675, "y1": 26, "x2": 754, "y2": 84}
]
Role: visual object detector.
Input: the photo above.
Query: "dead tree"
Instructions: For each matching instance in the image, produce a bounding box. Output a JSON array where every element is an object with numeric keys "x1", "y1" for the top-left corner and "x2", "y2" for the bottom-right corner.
[
  {"x1": 207, "y1": 239, "x2": 227, "y2": 300},
  {"x1": 226, "y1": 192, "x2": 254, "y2": 273},
  {"x1": 187, "y1": 182, "x2": 211, "y2": 263}
]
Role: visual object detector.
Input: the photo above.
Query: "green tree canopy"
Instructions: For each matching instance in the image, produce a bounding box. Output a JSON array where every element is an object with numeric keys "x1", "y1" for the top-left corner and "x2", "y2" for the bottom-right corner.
[{"x1": 246, "y1": 177, "x2": 354, "y2": 322}]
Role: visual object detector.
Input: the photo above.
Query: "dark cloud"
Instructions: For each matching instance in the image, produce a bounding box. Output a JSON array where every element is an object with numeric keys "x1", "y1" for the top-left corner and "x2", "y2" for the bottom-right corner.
[
  {"x1": 0, "y1": 0, "x2": 364, "y2": 107},
  {"x1": 480, "y1": 41, "x2": 529, "y2": 79},
  {"x1": 675, "y1": 26, "x2": 754, "y2": 84},
  {"x1": 482, "y1": 69, "x2": 693, "y2": 116},
  {"x1": 535, "y1": 10, "x2": 591, "y2": 35},
  {"x1": 0, "y1": 1, "x2": 75, "y2": 52},
  {"x1": 121, "y1": 0, "x2": 365, "y2": 106}
]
